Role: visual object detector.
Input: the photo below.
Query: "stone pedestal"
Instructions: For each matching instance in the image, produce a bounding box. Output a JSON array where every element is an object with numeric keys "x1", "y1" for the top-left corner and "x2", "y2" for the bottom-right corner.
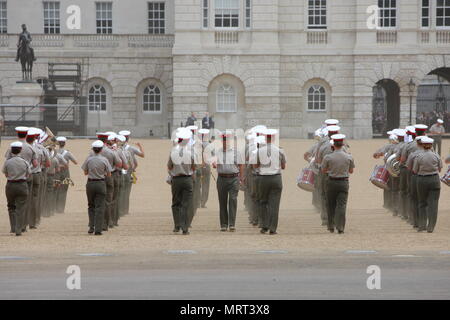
[{"x1": 9, "y1": 81, "x2": 43, "y2": 105}]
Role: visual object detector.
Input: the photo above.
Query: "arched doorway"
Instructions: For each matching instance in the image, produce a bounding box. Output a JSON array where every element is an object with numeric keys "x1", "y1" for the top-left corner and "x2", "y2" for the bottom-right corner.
[
  {"x1": 372, "y1": 79, "x2": 400, "y2": 137},
  {"x1": 416, "y1": 68, "x2": 450, "y2": 132}
]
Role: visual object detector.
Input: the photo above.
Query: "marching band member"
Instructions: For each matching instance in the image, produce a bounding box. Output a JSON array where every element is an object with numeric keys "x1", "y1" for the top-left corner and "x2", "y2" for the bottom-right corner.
[
  {"x1": 390, "y1": 128, "x2": 406, "y2": 217},
  {"x1": 406, "y1": 136, "x2": 425, "y2": 228},
  {"x1": 429, "y1": 119, "x2": 445, "y2": 156},
  {"x1": 321, "y1": 134, "x2": 355, "y2": 234},
  {"x1": 413, "y1": 137, "x2": 442, "y2": 233},
  {"x1": 116, "y1": 134, "x2": 132, "y2": 219},
  {"x1": 3, "y1": 142, "x2": 31, "y2": 236},
  {"x1": 198, "y1": 129, "x2": 212, "y2": 209},
  {"x1": 168, "y1": 128, "x2": 196, "y2": 235},
  {"x1": 82, "y1": 140, "x2": 113, "y2": 236},
  {"x1": 55, "y1": 137, "x2": 77, "y2": 214}
]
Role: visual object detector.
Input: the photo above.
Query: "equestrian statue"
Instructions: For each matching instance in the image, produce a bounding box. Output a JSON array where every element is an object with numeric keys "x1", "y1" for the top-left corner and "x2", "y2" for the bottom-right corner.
[{"x1": 15, "y1": 24, "x2": 36, "y2": 81}]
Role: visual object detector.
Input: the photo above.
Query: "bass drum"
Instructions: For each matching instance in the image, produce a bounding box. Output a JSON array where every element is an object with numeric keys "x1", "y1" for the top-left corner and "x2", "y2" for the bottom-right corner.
[
  {"x1": 370, "y1": 165, "x2": 390, "y2": 190},
  {"x1": 297, "y1": 168, "x2": 315, "y2": 192},
  {"x1": 441, "y1": 167, "x2": 450, "y2": 187}
]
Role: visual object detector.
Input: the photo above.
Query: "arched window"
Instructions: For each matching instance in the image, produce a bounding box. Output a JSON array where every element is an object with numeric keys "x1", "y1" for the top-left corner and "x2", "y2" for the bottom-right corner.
[
  {"x1": 88, "y1": 84, "x2": 107, "y2": 112},
  {"x1": 307, "y1": 85, "x2": 326, "y2": 111},
  {"x1": 216, "y1": 84, "x2": 237, "y2": 112},
  {"x1": 143, "y1": 85, "x2": 162, "y2": 112}
]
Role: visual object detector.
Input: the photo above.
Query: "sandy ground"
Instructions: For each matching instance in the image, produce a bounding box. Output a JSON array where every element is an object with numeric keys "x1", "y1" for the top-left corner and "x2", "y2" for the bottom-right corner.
[{"x1": 0, "y1": 139, "x2": 449, "y2": 299}]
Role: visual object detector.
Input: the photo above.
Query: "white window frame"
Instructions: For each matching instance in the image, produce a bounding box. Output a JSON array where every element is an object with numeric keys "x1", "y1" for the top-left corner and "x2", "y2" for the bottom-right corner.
[
  {"x1": 378, "y1": 0, "x2": 398, "y2": 30},
  {"x1": 143, "y1": 84, "x2": 163, "y2": 114},
  {"x1": 88, "y1": 84, "x2": 108, "y2": 113},
  {"x1": 148, "y1": 1, "x2": 165, "y2": 34},
  {"x1": 0, "y1": 1, "x2": 7, "y2": 34},
  {"x1": 96, "y1": 2, "x2": 113, "y2": 34},
  {"x1": 436, "y1": 0, "x2": 450, "y2": 29},
  {"x1": 307, "y1": 0, "x2": 327, "y2": 30},
  {"x1": 214, "y1": 0, "x2": 240, "y2": 29},
  {"x1": 43, "y1": 1, "x2": 61, "y2": 34},
  {"x1": 307, "y1": 85, "x2": 327, "y2": 112},
  {"x1": 421, "y1": 0, "x2": 431, "y2": 29},
  {"x1": 202, "y1": 0, "x2": 209, "y2": 29},
  {"x1": 216, "y1": 84, "x2": 237, "y2": 113}
]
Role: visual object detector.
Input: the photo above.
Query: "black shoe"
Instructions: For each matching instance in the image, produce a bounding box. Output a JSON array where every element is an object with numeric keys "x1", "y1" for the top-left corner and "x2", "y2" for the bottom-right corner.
[
  {"x1": 269, "y1": 231, "x2": 277, "y2": 235},
  {"x1": 10, "y1": 230, "x2": 14, "y2": 234},
  {"x1": 173, "y1": 227, "x2": 180, "y2": 233},
  {"x1": 29, "y1": 226, "x2": 37, "y2": 230},
  {"x1": 252, "y1": 223, "x2": 258, "y2": 227},
  {"x1": 338, "y1": 230, "x2": 344, "y2": 234},
  {"x1": 16, "y1": 233, "x2": 22, "y2": 236},
  {"x1": 182, "y1": 231, "x2": 190, "y2": 235},
  {"x1": 427, "y1": 230, "x2": 433, "y2": 233},
  {"x1": 15, "y1": 58, "x2": 19, "y2": 62},
  {"x1": 328, "y1": 228, "x2": 335, "y2": 233},
  {"x1": 22, "y1": 228, "x2": 27, "y2": 233},
  {"x1": 88, "y1": 228, "x2": 94, "y2": 234},
  {"x1": 94, "y1": 232, "x2": 102, "y2": 236},
  {"x1": 260, "y1": 228, "x2": 268, "y2": 234}
]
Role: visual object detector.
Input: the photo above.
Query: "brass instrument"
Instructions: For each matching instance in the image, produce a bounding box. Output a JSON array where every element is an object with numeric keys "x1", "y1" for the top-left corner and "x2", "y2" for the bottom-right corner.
[
  {"x1": 386, "y1": 154, "x2": 400, "y2": 177},
  {"x1": 62, "y1": 177, "x2": 75, "y2": 186},
  {"x1": 131, "y1": 172, "x2": 137, "y2": 184},
  {"x1": 42, "y1": 126, "x2": 57, "y2": 148}
]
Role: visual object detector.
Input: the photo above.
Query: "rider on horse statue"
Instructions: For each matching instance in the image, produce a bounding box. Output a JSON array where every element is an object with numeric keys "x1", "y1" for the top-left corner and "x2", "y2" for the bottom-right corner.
[{"x1": 15, "y1": 24, "x2": 36, "y2": 62}]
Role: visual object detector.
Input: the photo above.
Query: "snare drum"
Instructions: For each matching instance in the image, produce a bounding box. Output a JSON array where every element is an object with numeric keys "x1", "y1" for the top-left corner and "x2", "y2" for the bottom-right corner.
[
  {"x1": 297, "y1": 168, "x2": 315, "y2": 192},
  {"x1": 370, "y1": 165, "x2": 390, "y2": 190},
  {"x1": 441, "y1": 167, "x2": 450, "y2": 187}
]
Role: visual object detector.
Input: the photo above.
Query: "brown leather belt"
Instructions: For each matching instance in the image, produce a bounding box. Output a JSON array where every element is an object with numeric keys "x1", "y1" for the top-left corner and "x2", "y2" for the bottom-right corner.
[
  {"x1": 8, "y1": 180, "x2": 27, "y2": 183},
  {"x1": 88, "y1": 178, "x2": 105, "y2": 182},
  {"x1": 329, "y1": 177, "x2": 349, "y2": 181},
  {"x1": 219, "y1": 173, "x2": 239, "y2": 178},
  {"x1": 173, "y1": 175, "x2": 192, "y2": 179}
]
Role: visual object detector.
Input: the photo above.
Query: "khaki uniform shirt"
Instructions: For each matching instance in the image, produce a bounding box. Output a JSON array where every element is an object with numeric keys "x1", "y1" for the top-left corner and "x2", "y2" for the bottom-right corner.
[
  {"x1": 90, "y1": 147, "x2": 120, "y2": 170},
  {"x1": 216, "y1": 147, "x2": 243, "y2": 174},
  {"x1": 2, "y1": 155, "x2": 31, "y2": 181},
  {"x1": 5, "y1": 139, "x2": 37, "y2": 165},
  {"x1": 124, "y1": 143, "x2": 143, "y2": 171},
  {"x1": 82, "y1": 154, "x2": 112, "y2": 179},
  {"x1": 406, "y1": 149, "x2": 424, "y2": 171},
  {"x1": 321, "y1": 149, "x2": 355, "y2": 178},
  {"x1": 257, "y1": 144, "x2": 287, "y2": 176},
  {"x1": 413, "y1": 150, "x2": 442, "y2": 176},
  {"x1": 430, "y1": 124, "x2": 445, "y2": 136},
  {"x1": 168, "y1": 145, "x2": 195, "y2": 176},
  {"x1": 58, "y1": 148, "x2": 76, "y2": 165},
  {"x1": 401, "y1": 141, "x2": 419, "y2": 165}
]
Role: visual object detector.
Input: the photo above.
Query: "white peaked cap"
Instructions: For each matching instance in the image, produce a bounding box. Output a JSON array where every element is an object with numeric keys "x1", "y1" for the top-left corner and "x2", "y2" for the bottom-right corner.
[
  {"x1": 389, "y1": 134, "x2": 398, "y2": 141},
  {"x1": 56, "y1": 136, "x2": 67, "y2": 142},
  {"x1": 92, "y1": 140, "x2": 104, "y2": 148},
  {"x1": 198, "y1": 129, "x2": 210, "y2": 135},
  {"x1": 27, "y1": 128, "x2": 41, "y2": 136},
  {"x1": 15, "y1": 126, "x2": 29, "y2": 133},
  {"x1": 263, "y1": 129, "x2": 278, "y2": 136},
  {"x1": 255, "y1": 136, "x2": 266, "y2": 144},
  {"x1": 105, "y1": 131, "x2": 116, "y2": 136},
  {"x1": 107, "y1": 133, "x2": 117, "y2": 141},
  {"x1": 421, "y1": 136, "x2": 434, "y2": 144},
  {"x1": 187, "y1": 125, "x2": 198, "y2": 131},
  {"x1": 252, "y1": 125, "x2": 268, "y2": 134},
  {"x1": 246, "y1": 132, "x2": 257, "y2": 140},
  {"x1": 415, "y1": 135, "x2": 424, "y2": 141},
  {"x1": 331, "y1": 134, "x2": 346, "y2": 141},
  {"x1": 314, "y1": 128, "x2": 323, "y2": 137},
  {"x1": 414, "y1": 124, "x2": 428, "y2": 130},
  {"x1": 10, "y1": 141, "x2": 23, "y2": 148},
  {"x1": 325, "y1": 119, "x2": 339, "y2": 126},
  {"x1": 437, "y1": 119, "x2": 444, "y2": 124},
  {"x1": 327, "y1": 125, "x2": 340, "y2": 133},
  {"x1": 119, "y1": 130, "x2": 131, "y2": 136},
  {"x1": 387, "y1": 130, "x2": 393, "y2": 135},
  {"x1": 116, "y1": 135, "x2": 126, "y2": 142},
  {"x1": 393, "y1": 129, "x2": 406, "y2": 136},
  {"x1": 406, "y1": 126, "x2": 416, "y2": 133},
  {"x1": 176, "y1": 129, "x2": 192, "y2": 140}
]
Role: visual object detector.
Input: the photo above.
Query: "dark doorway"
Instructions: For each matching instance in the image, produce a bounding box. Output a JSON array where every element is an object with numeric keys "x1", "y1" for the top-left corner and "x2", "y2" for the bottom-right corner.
[
  {"x1": 372, "y1": 79, "x2": 400, "y2": 137},
  {"x1": 416, "y1": 68, "x2": 450, "y2": 132}
]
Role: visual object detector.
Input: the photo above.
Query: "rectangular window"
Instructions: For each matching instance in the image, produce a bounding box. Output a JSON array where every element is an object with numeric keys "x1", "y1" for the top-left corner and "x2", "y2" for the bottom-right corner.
[
  {"x1": 148, "y1": 2, "x2": 165, "y2": 34},
  {"x1": 215, "y1": 0, "x2": 239, "y2": 28},
  {"x1": 422, "y1": 0, "x2": 430, "y2": 28},
  {"x1": 202, "y1": 0, "x2": 209, "y2": 28},
  {"x1": 436, "y1": 0, "x2": 450, "y2": 27},
  {"x1": 96, "y1": 2, "x2": 112, "y2": 34},
  {"x1": 43, "y1": 1, "x2": 60, "y2": 34},
  {"x1": 0, "y1": 1, "x2": 7, "y2": 34},
  {"x1": 378, "y1": 0, "x2": 397, "y2": 28},
  {"x1": 308, "y1": 0, "x2": 327, "y2": 30},
  {"x1": 245, "y1": 0, "x2": 251, "y2": 28}
]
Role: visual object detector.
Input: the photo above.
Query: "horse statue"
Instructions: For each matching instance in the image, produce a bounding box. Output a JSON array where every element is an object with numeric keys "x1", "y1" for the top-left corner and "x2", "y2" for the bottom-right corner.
[{"x1": 15, "y1": 24, "x2": 36, "y2": 81}]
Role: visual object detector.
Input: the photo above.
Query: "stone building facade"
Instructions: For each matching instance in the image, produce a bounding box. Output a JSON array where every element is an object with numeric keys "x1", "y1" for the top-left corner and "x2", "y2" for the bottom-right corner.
[{"x1": 0, "y1": 0, "x2": 449, "y2": 138}]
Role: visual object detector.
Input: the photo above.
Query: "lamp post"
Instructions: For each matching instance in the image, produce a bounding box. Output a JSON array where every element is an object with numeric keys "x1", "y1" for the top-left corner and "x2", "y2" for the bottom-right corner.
[{"x1": 408, "y1": 78, "x2": 416, "y2": 125}]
